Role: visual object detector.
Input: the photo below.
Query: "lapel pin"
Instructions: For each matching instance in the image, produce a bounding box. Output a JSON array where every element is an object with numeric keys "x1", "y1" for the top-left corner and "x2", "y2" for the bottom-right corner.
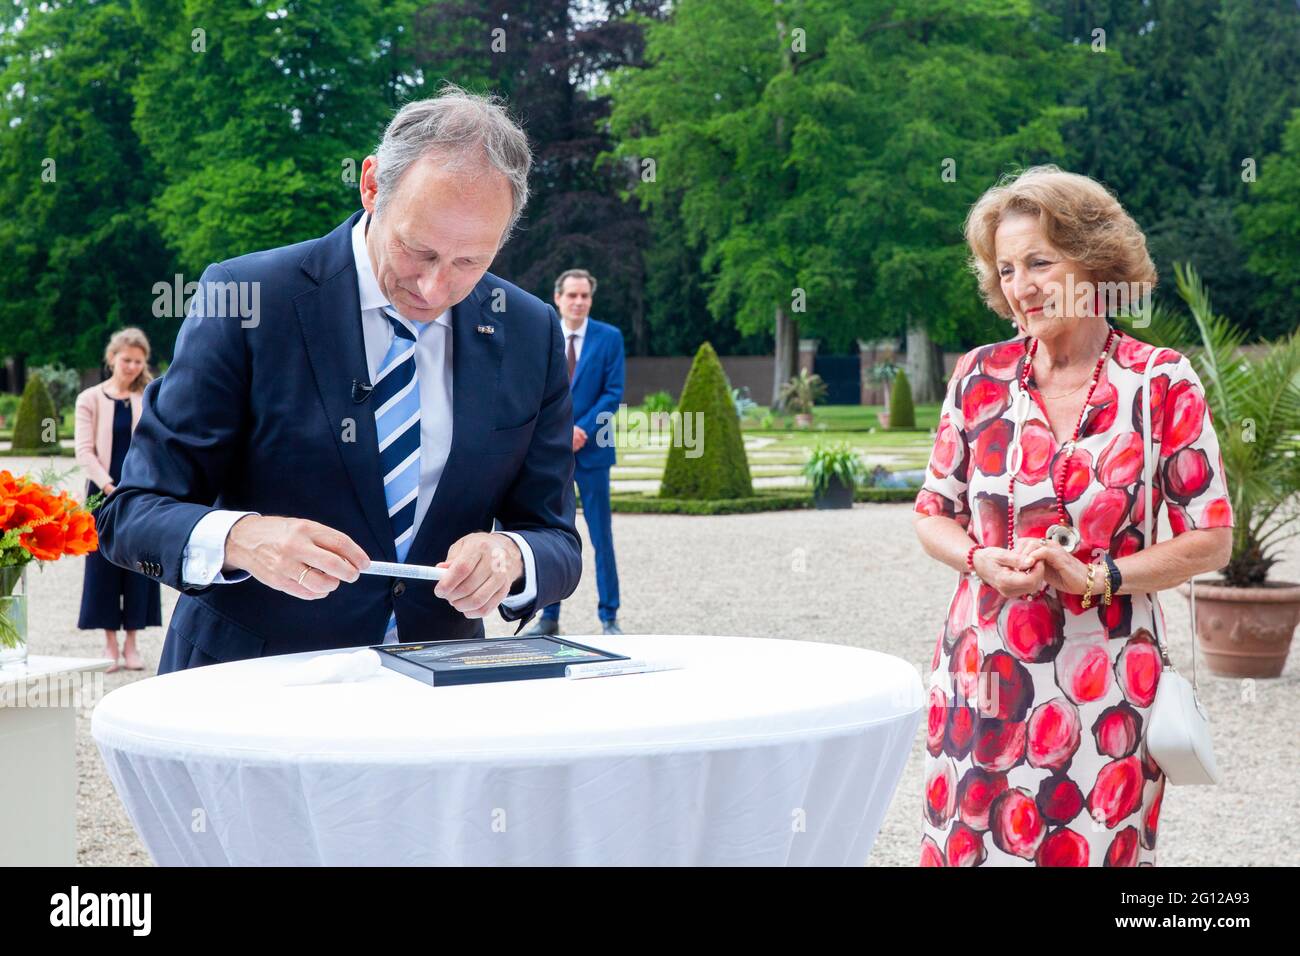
[{"x1": 476, "y1": 324, "x2": 496, "y2": 335}]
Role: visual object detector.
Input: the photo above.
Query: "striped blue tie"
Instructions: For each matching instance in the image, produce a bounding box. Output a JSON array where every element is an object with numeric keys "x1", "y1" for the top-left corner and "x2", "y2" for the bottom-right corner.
[{"x1": 373, "y1": 309, "x2": 422, "y2": 641}]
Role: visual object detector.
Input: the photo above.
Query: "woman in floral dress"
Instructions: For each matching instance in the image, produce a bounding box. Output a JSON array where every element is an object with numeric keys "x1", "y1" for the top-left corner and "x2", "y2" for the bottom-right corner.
[{"x1": 913, "y1": 166, "x2": 1234, "y2": 866}]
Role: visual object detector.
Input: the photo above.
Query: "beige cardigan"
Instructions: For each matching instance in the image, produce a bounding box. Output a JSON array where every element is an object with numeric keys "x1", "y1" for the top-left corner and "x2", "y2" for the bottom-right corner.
[{"x1": 74, "y1": 384, "x2": 143, "y2": 490}]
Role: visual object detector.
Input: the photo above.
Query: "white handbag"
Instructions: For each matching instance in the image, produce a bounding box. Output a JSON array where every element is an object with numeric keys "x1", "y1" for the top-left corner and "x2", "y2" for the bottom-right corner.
[{"x1": 1139, "y1": 358, "x2": 1221, "y2": 786}]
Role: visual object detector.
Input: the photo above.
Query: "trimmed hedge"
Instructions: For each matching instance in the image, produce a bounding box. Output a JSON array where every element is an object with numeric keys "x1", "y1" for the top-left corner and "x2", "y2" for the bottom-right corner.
[
  {"x1": 889, "y1": 368, "x2": 916, "y2": 429},
  {"x1": 608, "y1": 484, "x2": 919, "y2": 515},
  {"x1": 659, "y1": 342, "x2": 753, "y2": 500},
  {"x1": 2, "y1": 447, "x2": 75, "y2": 457},
  {"x1": 856, "y1": 486, "x2": 920, "y2": 503},
  {"x1": 10, "y1": 375, "x2": 60, "y2": 454}
]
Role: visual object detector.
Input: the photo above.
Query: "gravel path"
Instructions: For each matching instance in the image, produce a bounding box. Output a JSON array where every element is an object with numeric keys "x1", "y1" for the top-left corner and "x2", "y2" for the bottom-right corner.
[{"x1": 6, "y1": 453, "x2": 1297, "y2": 866}]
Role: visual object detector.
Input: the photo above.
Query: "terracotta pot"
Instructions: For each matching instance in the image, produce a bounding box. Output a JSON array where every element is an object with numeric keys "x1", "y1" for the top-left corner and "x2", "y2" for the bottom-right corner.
[
  {"x1": 877, "y1": 411, "x2": 890, "y2": 429},
  {"x1": 794, "y1": 413, "x2": 814, "y2": 429},
  {"x1": 1177, "y1": 579, "x2": 1300, "y2": 678}
]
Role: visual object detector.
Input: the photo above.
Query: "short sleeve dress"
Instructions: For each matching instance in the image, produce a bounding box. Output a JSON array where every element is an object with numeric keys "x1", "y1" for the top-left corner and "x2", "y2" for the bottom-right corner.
[{"x1": 913, "y1": 329, "x2": 1233, "y2": 866}]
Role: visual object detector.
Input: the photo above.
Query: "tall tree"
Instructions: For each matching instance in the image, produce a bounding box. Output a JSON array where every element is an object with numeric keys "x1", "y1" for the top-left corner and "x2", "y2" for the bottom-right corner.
[
  {"x1": 1239, "y1": 109, "x2": 1300, "y2": 337},
  {"x1": 409, "y1": 0, "x2": 663, "y2": 353},
  {"x1": 1046, "y1": 0, "x2": 1300, "y2": 338},
  {"x1": 607, "y1": 0, "x2": 1086, "y2": 403},
  {"x1": 0, "y1": 0, "x2": 175, "y2": 368},
  {"x1": 131, "y1": 0, "x2": 417, "y2": 278}
]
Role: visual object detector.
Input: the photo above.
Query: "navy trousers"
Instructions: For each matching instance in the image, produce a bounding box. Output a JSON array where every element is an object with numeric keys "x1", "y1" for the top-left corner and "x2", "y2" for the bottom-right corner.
[{"x1": 543, "y1": 463, "x2": 619, "y2": 623}]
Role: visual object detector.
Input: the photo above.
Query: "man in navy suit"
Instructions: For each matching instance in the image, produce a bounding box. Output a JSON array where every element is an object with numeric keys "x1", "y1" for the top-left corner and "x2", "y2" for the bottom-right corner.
[
  {"x1": 96, "y1": 86, "x2": 581, "y2": 672},
  {"x1": 523, "y1": 269, "x2": 624, "y2": 636}
]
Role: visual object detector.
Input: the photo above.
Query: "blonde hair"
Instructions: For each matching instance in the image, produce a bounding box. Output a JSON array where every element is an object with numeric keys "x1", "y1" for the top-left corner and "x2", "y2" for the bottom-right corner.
[
  {"x1": 104, "y1": 327, "x2": 154, "y2": 392},
  {"x1": 964, "y1": 165, "x2": 1157, "y2": 322}
]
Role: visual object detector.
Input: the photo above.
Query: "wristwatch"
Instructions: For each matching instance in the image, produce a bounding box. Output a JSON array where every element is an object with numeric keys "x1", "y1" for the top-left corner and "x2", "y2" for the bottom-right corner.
[{"x1": 1101, "y1": 552, "x2": 1122, "y2": 594}]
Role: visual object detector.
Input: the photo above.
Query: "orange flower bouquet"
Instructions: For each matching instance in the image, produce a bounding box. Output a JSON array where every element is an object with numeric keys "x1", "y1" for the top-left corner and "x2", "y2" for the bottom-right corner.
[{"x1": 1, "y1": 467, "x2": 100, "y2": 663}]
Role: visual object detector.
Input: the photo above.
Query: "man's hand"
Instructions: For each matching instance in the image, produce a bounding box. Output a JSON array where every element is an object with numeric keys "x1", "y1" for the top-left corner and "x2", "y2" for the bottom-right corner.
[
  {"x1": 972, "y1": 545, "x2": 1046, "y2": 598},
  {"x1": 223, "y1": 515, "x2": 369, "y2": 599},
  {"x1": 572, "y1": 425, "x2": 587, "y2": 452},
  {"x1": 434, "y1": 531, "x2": 524, "y2": 619}
]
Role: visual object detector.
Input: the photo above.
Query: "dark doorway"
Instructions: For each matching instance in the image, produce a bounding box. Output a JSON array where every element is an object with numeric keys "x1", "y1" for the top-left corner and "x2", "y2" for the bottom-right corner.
[{"x1": 813, "y1": 354, "x2": 860, "y2": 405}]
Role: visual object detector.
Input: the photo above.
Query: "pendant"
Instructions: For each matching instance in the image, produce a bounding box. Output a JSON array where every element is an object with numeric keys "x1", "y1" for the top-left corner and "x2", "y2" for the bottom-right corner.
[{"x1": 1045, "y1": 523, "x2": 1079, "y2": 550}]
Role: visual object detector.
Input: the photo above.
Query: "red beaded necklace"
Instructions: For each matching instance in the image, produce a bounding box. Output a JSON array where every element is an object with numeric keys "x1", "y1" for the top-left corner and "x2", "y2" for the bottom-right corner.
[{"x1": 1005, "y1": 326, "x2": 1120, "y2": 551}]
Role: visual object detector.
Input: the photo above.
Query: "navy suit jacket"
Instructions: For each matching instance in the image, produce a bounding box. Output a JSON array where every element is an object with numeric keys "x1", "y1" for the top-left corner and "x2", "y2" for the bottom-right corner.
[
  {"x1": 96, "y1": 210, "x2": 581, "y2": 672},
  {"x1": 570, "y1": 319, "x2": 625, "y2": 470}
]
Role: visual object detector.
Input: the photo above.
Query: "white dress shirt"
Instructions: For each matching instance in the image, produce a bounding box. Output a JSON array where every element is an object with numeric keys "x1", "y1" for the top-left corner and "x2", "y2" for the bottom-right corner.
[{"x1": 181, "y1": 214, "x2": 537, "y2": 617}]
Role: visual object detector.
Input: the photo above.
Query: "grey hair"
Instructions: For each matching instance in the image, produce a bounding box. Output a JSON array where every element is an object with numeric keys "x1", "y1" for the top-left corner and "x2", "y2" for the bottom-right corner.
[
  {"x1": 373, "y1": 84, "x2": 532, "y2": 240},
  {"x1": 553, "y1": 268, "x2": 598, "y2": 297}
]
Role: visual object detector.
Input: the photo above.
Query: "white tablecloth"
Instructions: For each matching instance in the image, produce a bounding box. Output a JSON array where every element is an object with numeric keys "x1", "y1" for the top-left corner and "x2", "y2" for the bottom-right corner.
[{"x1": 92, "y1": 635, "x2": 922, "y2": 866}]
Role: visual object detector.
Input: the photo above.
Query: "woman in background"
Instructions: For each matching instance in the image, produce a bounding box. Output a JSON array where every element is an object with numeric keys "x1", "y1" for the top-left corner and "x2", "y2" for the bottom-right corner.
[{"x1": 74, "y1": 328, "x2": 161, "y2": 671}]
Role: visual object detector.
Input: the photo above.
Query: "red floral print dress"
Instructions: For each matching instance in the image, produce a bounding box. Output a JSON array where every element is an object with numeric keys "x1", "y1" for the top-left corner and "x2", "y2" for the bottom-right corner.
[{"x1": 914, "y1": 331, "x2": 1233, "y2": 866}]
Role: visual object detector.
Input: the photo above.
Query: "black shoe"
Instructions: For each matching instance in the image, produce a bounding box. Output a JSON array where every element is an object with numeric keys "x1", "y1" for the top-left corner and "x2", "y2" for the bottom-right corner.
[
  {"x1": 521, "y1": 617, "x2": 559, "y2": 636},
  {"x1": 601, "y1": 620, "x2": 624, "y2": 635}
]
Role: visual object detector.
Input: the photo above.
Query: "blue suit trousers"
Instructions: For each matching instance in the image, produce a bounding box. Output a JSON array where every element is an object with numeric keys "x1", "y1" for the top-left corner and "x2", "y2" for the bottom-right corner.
[{"x1": 543, "y1": 463, "x2": 619, "y2": 623}]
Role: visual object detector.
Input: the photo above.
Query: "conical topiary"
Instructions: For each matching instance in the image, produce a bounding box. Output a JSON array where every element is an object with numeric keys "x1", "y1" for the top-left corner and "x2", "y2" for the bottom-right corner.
[
  {"x1": 659, "y1": 342, "x2": 753, "y2": 500},
  {"x1": 889, "y1": 368, "x2": 915, "y2": 429},
  {"x1": 11, "y1": 374, "x2": 60, "y2": 453}
]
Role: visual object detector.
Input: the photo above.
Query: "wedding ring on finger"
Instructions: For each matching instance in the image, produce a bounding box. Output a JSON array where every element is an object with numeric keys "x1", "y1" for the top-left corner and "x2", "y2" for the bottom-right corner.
[{"x1": 297, "y1": 566, "x2": 313, "y2": 587}]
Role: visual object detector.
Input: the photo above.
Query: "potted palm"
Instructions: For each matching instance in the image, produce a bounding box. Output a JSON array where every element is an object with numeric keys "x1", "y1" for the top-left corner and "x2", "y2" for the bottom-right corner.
[
  {"x1": 779, "y1": 369, "x2": 827, "y2": 428},
  {"x1": 1147, "y1": 264, "x2": 1300, "y2": 678},
  {"x1": 804, "y1": 441, "x2": 867, "y2": 509},
  {"x1": 866, "y1": 362, "x2": 900, "y2": 428}
]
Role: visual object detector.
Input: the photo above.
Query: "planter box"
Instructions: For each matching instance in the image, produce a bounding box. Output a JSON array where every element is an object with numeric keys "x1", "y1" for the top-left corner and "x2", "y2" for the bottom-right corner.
[{"x1": 813, "y1": 476, "x2": 855, "y2": 510}]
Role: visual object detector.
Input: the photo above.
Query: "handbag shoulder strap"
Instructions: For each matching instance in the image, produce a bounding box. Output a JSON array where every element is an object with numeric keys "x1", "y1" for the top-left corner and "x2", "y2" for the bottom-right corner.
[{"x1": 1141, "y1": 354, "x2": 1199, "y2": 691}]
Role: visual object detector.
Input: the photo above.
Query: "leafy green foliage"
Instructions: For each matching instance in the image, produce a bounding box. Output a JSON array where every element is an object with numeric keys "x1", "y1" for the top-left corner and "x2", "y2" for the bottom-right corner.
[
  {"x1": 1238, "y1": 108, "x2": 1300, "y2": 338},
  {"x1": 1136, "y1": 264, "x2": 1300, "y2": 586},
  {"x1": 660, "y1": 342, "x2": 754, "y2": 499},
  {"x1": 803, "y1": 441, "x2": 868, "y2": 495},
  {"x1": 642, "y1": 390, "x2": 675, "y2": 415},
  {"x1": 0, "y1": 0, "x2": 175, "y2": 366},
  {"x1": 1047, "y1": 0, "x2": 1300, "y2": 340},
  {"x1": 131, "y1": 0, "x2": 417, "y2": 275},
  {"x1": 605, "y1": 0, "x2": 1086, "y2": 355},
  {"x1": 778, "y1": 369, "x2": 827, "y2": 415},
  {"x1": 28, "y1": 364, "x2": 81, "y2": 418}
]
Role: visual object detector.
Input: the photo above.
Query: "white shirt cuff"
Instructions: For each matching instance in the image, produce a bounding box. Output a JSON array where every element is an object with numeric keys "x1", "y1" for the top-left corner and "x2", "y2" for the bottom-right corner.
[
  {"x1": 182, "y1": 510, "x2": 260, "y2": 586},
  {"x1": 495, "y1": 531, "x2": 537, "y2": 610}
]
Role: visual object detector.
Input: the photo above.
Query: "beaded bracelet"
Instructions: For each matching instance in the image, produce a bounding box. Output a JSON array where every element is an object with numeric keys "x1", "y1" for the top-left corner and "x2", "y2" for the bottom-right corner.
[{"x1": 966, "y1": 544, "x2": 983, "y2": 572}]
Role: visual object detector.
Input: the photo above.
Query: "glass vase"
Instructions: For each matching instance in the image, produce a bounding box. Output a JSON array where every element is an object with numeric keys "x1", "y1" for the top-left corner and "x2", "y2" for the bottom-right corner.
[{"x1": 0, "y1": 564, "x2": 29, "y2": 668}]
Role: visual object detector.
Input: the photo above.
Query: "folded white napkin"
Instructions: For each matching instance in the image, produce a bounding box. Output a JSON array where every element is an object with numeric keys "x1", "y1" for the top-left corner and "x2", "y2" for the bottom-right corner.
[{"x1": 282, "y1": 649, "x2": 383, "y2": 686}]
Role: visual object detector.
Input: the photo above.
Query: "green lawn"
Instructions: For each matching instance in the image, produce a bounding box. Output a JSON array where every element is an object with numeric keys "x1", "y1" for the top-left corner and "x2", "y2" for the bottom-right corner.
[
  {"x1": 610, "y1": 403, "x2": 939, "y2": 483},
  {"x1": 770, "y1": 402, "x2": 941, "y2": 432}
]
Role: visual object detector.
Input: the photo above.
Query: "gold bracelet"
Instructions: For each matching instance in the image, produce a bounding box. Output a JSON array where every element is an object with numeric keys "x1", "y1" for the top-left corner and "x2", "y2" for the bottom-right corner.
[
  {"x1": 1082, "y1": 563, "x2": 1097, "y2": 609},
  {"x1": 1101, "y1": 567, "x2": 1112, "y2": 606}
]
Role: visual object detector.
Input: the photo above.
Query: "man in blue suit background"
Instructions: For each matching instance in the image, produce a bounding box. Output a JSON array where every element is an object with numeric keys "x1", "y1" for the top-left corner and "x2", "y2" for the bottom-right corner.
[
  {"x1": 524, "y1": 269, "x2": 624, "y2": 636},
  {"x1": 96, "y1": 86, "x2": 581, "y2": 672}
]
